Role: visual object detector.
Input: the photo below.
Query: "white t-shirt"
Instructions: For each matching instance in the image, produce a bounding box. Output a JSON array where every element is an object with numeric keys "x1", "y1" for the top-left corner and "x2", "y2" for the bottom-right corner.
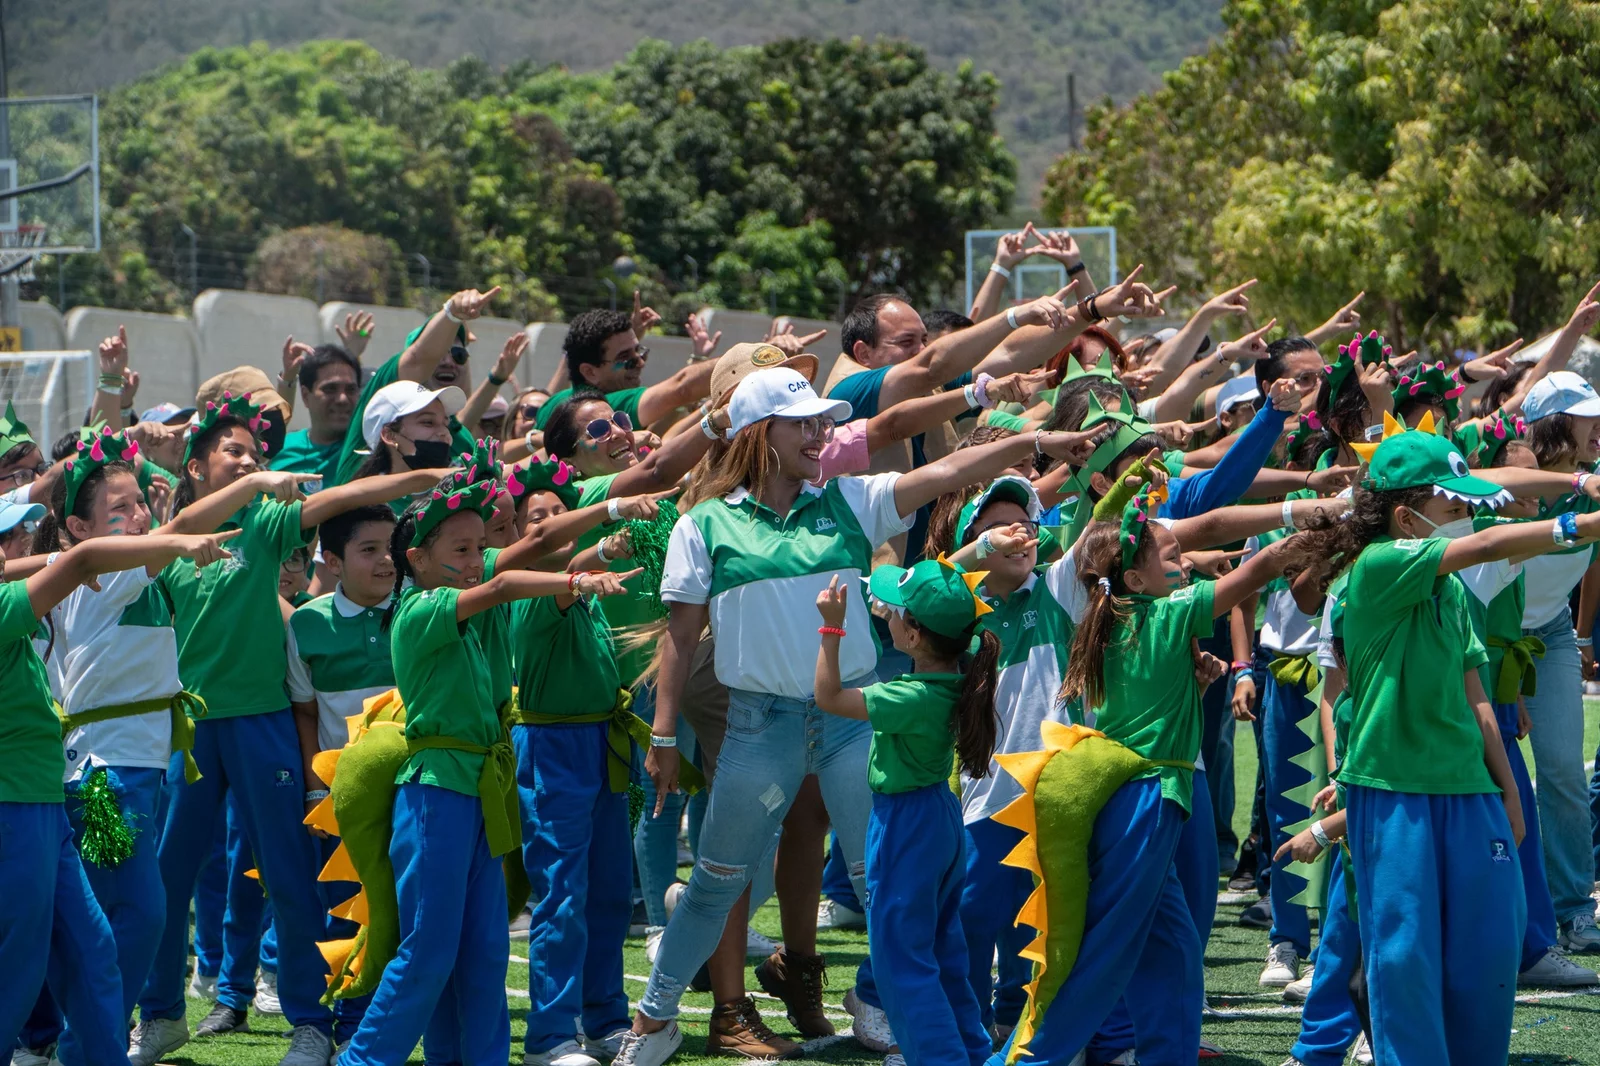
[
  {"x1": 1243, "y1": 536, "x2": 1319, "y2": 654},
  {"x1": 49, "y1": 560, "x2": 182, "y2": 779},
  {"x1": 1520, "y1": 548, "x2": 1595, "y2": 629}
]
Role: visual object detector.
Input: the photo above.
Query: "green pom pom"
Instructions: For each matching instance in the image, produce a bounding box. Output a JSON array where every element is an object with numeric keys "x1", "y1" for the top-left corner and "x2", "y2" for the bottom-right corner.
[
  {"x1": 627, "y1": 780, "x2": 646, "y2": 836},
  {"x1": 625, "y1": 498, "x2": 680, "y2": 619},
  {"x1": 75, "y1": 767, "x2": 138, "y2": 868}
]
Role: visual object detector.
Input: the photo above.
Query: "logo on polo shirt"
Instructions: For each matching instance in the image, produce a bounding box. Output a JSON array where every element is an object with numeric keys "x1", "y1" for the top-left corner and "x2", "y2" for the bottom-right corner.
[
  {"x1": 815, "y1": 517, "x2": 837, "y2": 532},
  {"x1": 1022, "y1": 610, "x2": 1038, "y2": 629}
]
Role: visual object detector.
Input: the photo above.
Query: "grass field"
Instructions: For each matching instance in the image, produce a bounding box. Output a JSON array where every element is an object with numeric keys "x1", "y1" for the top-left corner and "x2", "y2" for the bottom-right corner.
[{"x1": 164, "y1": 705, "x2": 1600, "y2": 1066}]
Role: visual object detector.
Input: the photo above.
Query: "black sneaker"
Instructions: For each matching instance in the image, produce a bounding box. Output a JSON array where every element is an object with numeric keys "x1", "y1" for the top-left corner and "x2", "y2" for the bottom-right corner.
[
  {"x1": 1239, "y1": 896, "x2": 1273, "y2": 930},
  {"x1": 1227, "y1": 868, "x2": 1257, "y2": 893},
  {"x1": 194, "y1": 1003, "x2": 250, "y2": 1037}
]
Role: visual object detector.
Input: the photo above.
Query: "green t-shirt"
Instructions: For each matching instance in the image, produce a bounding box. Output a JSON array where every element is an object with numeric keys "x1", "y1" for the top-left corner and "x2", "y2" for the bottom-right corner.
[
  {"x1": 864, "y1": 672, "x2": 962, "y2": 794},
  {"x1": 392, "y1": 584, "x2": 499, "y2": 797},
  {"x1": 160, "y1": 497, "x2": 313, "y2": 719},
  {"x1": 574, "y1": 473, "x2": 656, "y2": 684},
  {"x1": 333, "y1": 353, "x2": 475, "y2": 486},
  {"x1": 534, "y1": 386, "x2": 647, "y2": 431},
  {"x1": 270, "y1": 429, "x2": 344, "y2": 487},
  {"x1": 1095, "y1": 579, "x2": 1216, "y2": 815},
  {"x1": 137, "y1": 460, "x2": 178, "y2": 498},
  {"x1": 1341, "y1": 536, "x2": 1494, "y2": 794},
  {"x1": 472, "y1": 547, "x2": 515, "y2": 713},
  {"x1": 512, "y1": 592, "x2": 621, "y2": 716},
  {"x1": 0, "y1": 580, "x2": 63, "y2": 803}
]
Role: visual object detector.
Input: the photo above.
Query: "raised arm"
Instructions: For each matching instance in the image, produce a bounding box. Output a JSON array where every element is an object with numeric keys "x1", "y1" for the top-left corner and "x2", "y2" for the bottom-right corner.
[
  {"x1": 1209, "y1": 534, "x2": 1295, "y2": 618},
  {"x1": 636, "y1": 360, "x2": 718, "y2": 428},
  {"x1": 24, "y1": 531, "x2": 238, "y2": 617},
  {"x1": 458, "y1": 332, "x2": 528, "y2": 437},
  {"x1": 593, "y1": 412, "x2": 714, "y2": 499},
  {"x1": 1438, "y1": 512, "x2": 1600, "y2": 574},
  {"x1": 813, "y1": 577, "x2": 869, "y2": 720},
  {"x1": 892, "y1": 429, "x2": 1103, "y2": 518},
  {"x1": 1150, "y1": 321, "x2": 1274, "y2": 424},
  {"x1": 299, "y1": 469, "x2": 454, "y2": 528},
  {"x1": 1141, "y1": 279, "x2": 1256, "y2": 397},
  {"x1": 397, "y1": 287, "x2": 500, "y2": 383},
  {"x1": 452, "y1": 567, "x2": 639, "y2": 621},
  {"x1": 1170, "y1": 496, "x2": 1349, "y2": 551},
  {"x1": 969, "y1": 229, "x2": 1027, "y2": 322},
  {"x1": 972, "y1": 267, "x2": 1165, "y2": 380},
  {"x1": 167, "y1": 470, "x2": 316, "y2": 535},
  {"x1": 496, "y1": 491, "x2": 671, "y2": 573},
  {"x1": 1500, "y1": 280, "x2": 1600, "y2": 415},
  {"x1": 1163, "y1": 380, "x2": 1295, "y2": 517},
  {"x1": 1303, "y1": 292, "x2": 1365, "y2": 347}
]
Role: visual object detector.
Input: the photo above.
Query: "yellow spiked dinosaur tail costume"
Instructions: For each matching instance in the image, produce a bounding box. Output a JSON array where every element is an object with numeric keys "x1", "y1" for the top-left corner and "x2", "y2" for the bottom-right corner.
[{"x1": 992, "y1": 721, "x2": 1193, "y2": 1064}]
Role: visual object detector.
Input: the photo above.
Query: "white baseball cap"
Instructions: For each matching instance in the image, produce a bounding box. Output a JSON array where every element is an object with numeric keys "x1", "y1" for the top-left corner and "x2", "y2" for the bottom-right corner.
[
  {"x1": 1522, "y1": 371, "x2": 1600, "y2": 423},
  {"x1": 725, "y1": 368, "x2": 852, "y2": 439},
  {"x1": 362, "y1": 380, "x2": 466, "y2": 450},
  {"x1": 1215, "y1": 374, "x2": 1261, "y2": 422}
]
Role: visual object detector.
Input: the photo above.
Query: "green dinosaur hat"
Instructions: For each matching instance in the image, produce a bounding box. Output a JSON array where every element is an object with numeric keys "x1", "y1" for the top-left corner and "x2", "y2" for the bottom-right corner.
[
  {"x1": 184, "y1": 391, "x2": 269, "y2": 464},
  {"x1": 63, "y1": 425, "x2": 141, "y2": 515},
  {"x1": 1324, "y1": 330, "x2": 1392, "y2": 401},
  {"x1": 0, "y1": 401, "x2": 35, "y2": 455},
  {"x1": 1282, "y1": 411, "x2": 1325, "y2": 466},
  {"x1": 1063, "y1": 391, "x2": 1157, "y2": 497},
  {"x1": 954, "y1": 475, "x2": 1043, "y2": 548},
  {"x1": 505, "y1": 454, "x2": 582, "y2": 510},
  {"x1": 410, "y1": 473, "x2": 498, "y2": 546},
  {"x1": 1060, "y1": 349, "x2": 1120, "y2": 386},
  {"x1": 1392, "y1": 360, "x2": 1467, "y2": 422},
  {"x1": 867, "y1": 555, "x2": 992, "y2": 639},
  {"x1": 1352, "y1": 411, "x2": 1511, "y2": 507},
  {"x1": 1474, "y1": 411, "x2": 1527, "y2": 470}
]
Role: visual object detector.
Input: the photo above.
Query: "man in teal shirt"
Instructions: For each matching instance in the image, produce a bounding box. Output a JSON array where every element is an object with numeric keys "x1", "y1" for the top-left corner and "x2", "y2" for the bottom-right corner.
[{"x1": 272, "y1": 345, "x2": 362, "y2": 488}]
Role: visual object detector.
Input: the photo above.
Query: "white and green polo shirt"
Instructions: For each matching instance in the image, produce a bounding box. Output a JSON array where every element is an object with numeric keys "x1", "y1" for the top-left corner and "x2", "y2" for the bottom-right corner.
[
  {"x1": 286, "y1": 586, "x2": 397, "y2": 752},
  {"x1": 661, "y1": 472, "x2": 912, "y2": 698},
  {"x1": 961, "y1": 557, "x2": 1077, "y2": 825}
]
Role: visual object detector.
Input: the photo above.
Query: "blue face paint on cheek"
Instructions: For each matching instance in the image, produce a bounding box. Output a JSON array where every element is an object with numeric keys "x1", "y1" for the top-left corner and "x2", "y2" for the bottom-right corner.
[{"x1": 440, "y1": 563, "x2": 462, "y2": 575}]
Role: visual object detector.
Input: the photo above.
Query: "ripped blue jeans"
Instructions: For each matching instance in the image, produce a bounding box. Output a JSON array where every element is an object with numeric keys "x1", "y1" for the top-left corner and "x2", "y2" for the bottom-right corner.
[{"x1": 638, "y1": 683, "x2": 875, "y2": 1019}]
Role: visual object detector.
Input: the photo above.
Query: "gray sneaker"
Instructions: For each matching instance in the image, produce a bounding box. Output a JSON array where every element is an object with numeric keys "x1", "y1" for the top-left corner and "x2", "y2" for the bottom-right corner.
[
  {"x1": 1559, "y1": 910, "x2": 1600, "y2": 954},
  {"x1": 128, "y1": 1017, "x2": 190, "y2": 1066},
  {"x1": 195, "y1": 1003, "x2": 250, "y2": 1037},
  {"x1": 1519, "y1": 946, "x2": 1600, "y2": 987},
  {"x1": 279, "y1": 1025, "x2": 334, "y2": 1066}
]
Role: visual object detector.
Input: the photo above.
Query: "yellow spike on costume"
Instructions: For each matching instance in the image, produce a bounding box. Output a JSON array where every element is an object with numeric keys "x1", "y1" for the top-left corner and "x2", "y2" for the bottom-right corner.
[
  {"x1": 1001, "y1": 833, "x2": 1039, "y2": 877},
  {"x1": 994, "y1": 749, "x2": 1054, "y2": 794},
  {"x1": 1416, "y1": 410, "x2": 1437, "y2": 435},
  {"x1": 961, "y1": 569, "x2": 988, "y2": 592},
  {"x1": 318, "y1": 841, "x2": 358, "y2": 884},
  {"x1": 1039, "y1": 721, "x2": 1102, "y2": 752},
  {"x1": 331, "y1": 889, "x2": 369, "y2": 926},
  {"x1": 992, "y1": 791, "x2": 1037, "y2": 839},
  {"x1": 304, "y1": 795, "x2": 339, "y2": 835},
  {"x1": 244, "y1": 867, "x2": 260, "y2": 881},
  {"x1": 318, "y1": 939, "x2": 355, "y2": 982},
  {"x1": 1349, "y1": 441, "x2": 1380, "y2": 461},
  {"x1": 1381, "y1": 410, "x2": 1406, "y2": 438},
  {"x1": 312, "y1": 749, "x2": 342, "y2": 786},
  {"x1": 1017, "y1": 884, "x2": 1047, "y2": 931},
  {"x1": 1020, "y1": 930, "x2": 1048, "y2": 965}
]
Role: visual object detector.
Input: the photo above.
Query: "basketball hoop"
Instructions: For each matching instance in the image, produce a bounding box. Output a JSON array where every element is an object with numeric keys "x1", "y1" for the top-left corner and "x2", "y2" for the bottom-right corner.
[{"x1": 0, "y1": 223, "x2": 48, "y2": 283}]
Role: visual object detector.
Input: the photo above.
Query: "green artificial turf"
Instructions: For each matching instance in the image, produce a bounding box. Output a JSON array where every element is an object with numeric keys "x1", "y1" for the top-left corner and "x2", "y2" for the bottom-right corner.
[{"x1": 165, "y1": 701, "x2": 1600, "y2": 1065}]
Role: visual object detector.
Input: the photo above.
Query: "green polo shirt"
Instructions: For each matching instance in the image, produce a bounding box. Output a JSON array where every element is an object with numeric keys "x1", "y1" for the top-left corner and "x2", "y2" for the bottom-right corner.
[
  {"x1": 160, "y1": 497, "x2": 313, "y2": 719},
  {"x1": 0, "y1": 580, "x2": 62, "y2": 803},
  {"x1": 333, "y1": 353, "x2": 475, "y2": 486},
  {"x1": 512, "y1": 592, "x2": 621, "y2": 716},
  {"x1": 287, "y1": 589, "x2": 397, "y2": 750},
  {"x1": 271, "y1": 429, "x2": 344, "y2": 487},
  {"x1": 864, "y1": 672, "x2": 963, "y2": 794},
  {"x1": 534, "y1": 386, "x2": 647, "y2": 430},
  {"x1": 573, "y1": 473, "x2": 656, "y2": 684},
  {"x1": 1096, "y1": 579, "x2": 1216, "y2": 814},
  {"x1": 473, "y1": 547, "x2": 515, "y2": 713},
  {"x1": 1342, "y1": 536, "x2": 1494, "y2": 795},
  {"x1": 392, "y1": 584, "x2": 499, "y2": 797}
]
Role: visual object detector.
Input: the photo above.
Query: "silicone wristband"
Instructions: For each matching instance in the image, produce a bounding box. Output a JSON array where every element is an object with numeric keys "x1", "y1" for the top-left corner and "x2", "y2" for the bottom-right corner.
[
  {"x1": 818, "y1": 625, "x2": 847, "y2": 637},
  {"x1": 1005, "y1": 307, "x2": 1021, "y2": 330},
  {"x1": 1230, "y1": 660, "x2": 1253, "y2": 673},
  {"x1": 1067, "y1": 261, "x2": 1087, "y2": 276},
  {"x1": 1309, "y1": 820, "x2": 1331, "y2": 849},
  {"x1": 649, "y1": 734, "x2": 677, "y2": 748},
  {"x1": 304, "y1": 789, "x2": 330, "y2": 802},
  {"x1": 989, "y1": 262, "x2": 1013, "y2": 280},
  {"x1": 595, "y1": 538, "x2": 611, "y2": 564},
  {"x1": 487, "y1": 372, "x2": 507, "y2": 387}
]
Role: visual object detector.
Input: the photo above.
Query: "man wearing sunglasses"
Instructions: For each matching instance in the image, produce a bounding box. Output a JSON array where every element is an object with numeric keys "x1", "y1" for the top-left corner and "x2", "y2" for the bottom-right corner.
[
  {"x1": 535, "y1": 309, "x2": 720, "y2": 435},
  {"x1": 332, "y1": 287, "x2": 500, "y2": 485}
]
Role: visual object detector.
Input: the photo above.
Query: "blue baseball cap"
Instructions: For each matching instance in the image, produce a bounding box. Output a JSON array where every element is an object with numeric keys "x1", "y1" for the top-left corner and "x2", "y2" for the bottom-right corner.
[
  {"x1": 0, "y1": 497, "x2": 45, "y2": 536},
  {"x1": 140, "y1": 402, "x2": 197, "y2": 425},
  {"x1": 1522, "y1": 371, "x2": 1600, "y2": 423}
]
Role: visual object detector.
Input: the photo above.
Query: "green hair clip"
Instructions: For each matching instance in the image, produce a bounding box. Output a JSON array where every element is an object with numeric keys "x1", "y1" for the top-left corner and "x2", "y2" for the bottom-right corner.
[
  {"x1": 1117, "y1": 485, "x2": 1163, "y2": 570},
  {"x1": 506, "y1": 454, "x2": 582, "y2": 510},
  {"x1": 63, "y1": 425, "x2": 141, "y2": 515},
  {"x1": 0, "y1": 401, "x2": 35, "y2": 455},
  {"x1": 1392, "y1": 361, "x2": 1467, "y2": 422},
  {"x1": 1323, "y1": 330, "x2": 1392, "y2": 402},
  {"x1": 410, "y1": 474, "x2": 498, "y2": 546},
  {"x1": 184, "y1": 391, "x2": 269, "y2": 464}
]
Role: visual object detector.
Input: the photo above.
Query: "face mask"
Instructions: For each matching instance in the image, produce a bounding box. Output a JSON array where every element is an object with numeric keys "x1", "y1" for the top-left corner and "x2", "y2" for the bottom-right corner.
[
  {"x1": 1413, "y1": 512, "x2": 1474, "y2": 540},
  {"x1": 400, "y1": 437, "x2": 453, "y2": 471}
]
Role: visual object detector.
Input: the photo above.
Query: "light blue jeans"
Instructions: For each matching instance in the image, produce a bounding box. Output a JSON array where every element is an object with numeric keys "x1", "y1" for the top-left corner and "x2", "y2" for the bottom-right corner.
[
  {"x1": 638, "y1": 683, "x2": 875, "y2": 1019},
  {"x1": 1522, "y1": 610, "x2": 1597, "y2": 923}
]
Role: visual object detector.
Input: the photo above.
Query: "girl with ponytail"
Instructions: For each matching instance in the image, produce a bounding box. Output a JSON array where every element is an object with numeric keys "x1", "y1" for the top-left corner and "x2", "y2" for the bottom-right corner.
[{"x1": 812, "y1": 557, "x2": 999, "y2": 1066}]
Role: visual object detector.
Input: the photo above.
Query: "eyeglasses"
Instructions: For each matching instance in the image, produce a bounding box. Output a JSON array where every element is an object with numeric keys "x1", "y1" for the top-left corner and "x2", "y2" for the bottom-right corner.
[
  {"x1": 782, "y1": 415, "x2": 835, "y2": 443},
  {"x1": 447, "y1": 345, "x2": 470, "y2": 366},
  {"x1": 584, "y1": 411, "x2": 634, "y2": 440},
  {"x1": 609, "y1": 346, "x2": 650, "y2": 371},
  {"x1": 2, "y1": 461, "x2": 48, "y2": 489},
  {"x1": 282, "y1": 553, "x2": 309, "y2": 574}
]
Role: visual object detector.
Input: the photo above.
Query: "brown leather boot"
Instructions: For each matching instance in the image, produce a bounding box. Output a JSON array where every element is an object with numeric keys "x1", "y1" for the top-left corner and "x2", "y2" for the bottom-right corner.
[
  {"x1": 705, "y1": 996, "x2": 803, "y2": 1059},
  {"x1": 754, "y1": 948, "x2": 835, "y2": 1038}
]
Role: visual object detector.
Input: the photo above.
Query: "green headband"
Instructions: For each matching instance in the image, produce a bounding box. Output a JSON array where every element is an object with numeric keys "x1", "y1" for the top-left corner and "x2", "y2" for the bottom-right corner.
[
  {"x1": 506, "y1": 454, "x2": 582, "y2": 510},
  {"x1": 1324, "y1": 330, "x2": 1392, "y2": 402},
  {"x1": 0, "y1": 401, "x2": 35, "y2": 455},
  {"x1": 457, "y1": 437, "x2": 504, "y2": 483},
  {"x1": 1474, "y1": 412, "x2": 1526, "y2": 470},
  {"x1": 1117, "y1": 485, "x2": 1163, "y2": 569},
  {"x1": 1282, "y1": 411, "x2": 1324, "y2": 466},
  {"x1": 1392, "y1": 360, "x2": 1466, "y2": 422},
  {"x1": 63, "y1": 426, "x2": 141, "y2": 516},
  {"x1": 410, "y1": 473, "x2": 498, "y2": 546},
  {"x1": 184, "y1": 391, "x2": 269, "y2": 464}
]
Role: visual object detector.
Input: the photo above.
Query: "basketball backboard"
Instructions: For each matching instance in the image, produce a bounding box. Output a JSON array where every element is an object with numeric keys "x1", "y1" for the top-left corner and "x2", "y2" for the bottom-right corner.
[{"x1": 0, "y1": 94, "x2": 100, "y2": 258}]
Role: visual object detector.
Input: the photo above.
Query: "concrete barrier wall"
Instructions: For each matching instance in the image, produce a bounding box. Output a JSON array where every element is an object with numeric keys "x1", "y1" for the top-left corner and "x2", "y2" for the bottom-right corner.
[
  {"x1": 64, "y1": 307, "x2": 204, "y2": 417},
  {"x1": 20, "y1": 301, "x2": 65, "y2": 351},
  {"x1": 317, "y1": 302, "x2": 425, "y2": 356}
]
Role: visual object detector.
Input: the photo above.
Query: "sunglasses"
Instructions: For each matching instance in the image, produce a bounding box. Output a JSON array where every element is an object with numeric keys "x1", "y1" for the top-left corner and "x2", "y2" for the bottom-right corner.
[
  {"x1": 609, "y1": 346, "x2": 650, "y2": 371},
  {"x1": 518, "y1": 403, "x2": 543, "y2": 422},
  {"x1": 447, "y1": 345, "x2": 470, "y2": 366},
  {"x1": 584, "y1": 411, "x2": 634, "y2": 440}
]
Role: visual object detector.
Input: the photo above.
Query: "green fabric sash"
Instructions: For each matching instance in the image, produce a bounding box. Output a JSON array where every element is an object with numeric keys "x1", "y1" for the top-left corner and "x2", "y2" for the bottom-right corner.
[
  {"x1": 1486, "y1": 635, "x2": 1545, "y2": 705},
  {"x1": 513, "y1": 688, "x2": 705, "y2": 796},
  {"x1": 1268, "y1": 653, "x2": 1321, "y2": 692},
  {"x1": 63, "y1": 691, "x2": 209, "y2": 784},
  {"x1": 405, "y1": 729, "x2": 521, "y2": 857}
]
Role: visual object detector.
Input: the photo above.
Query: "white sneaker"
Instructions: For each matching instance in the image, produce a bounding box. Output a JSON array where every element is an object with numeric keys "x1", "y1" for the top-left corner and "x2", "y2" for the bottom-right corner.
[
  {"x1": 1559, "y1": 910, "x2": 1600, "y2": 953},
  {"x1": 612, "y1": 1024, "x2": 681, "y2": 1066},
  {"x1": 1259, "y1": 942, "x2": 1300, "y2": 987},
  {"x1": 746, "y1": 927, "x2": 778, "y2": 958},
  {"x1": 583, "y1": 1029, "x2": 632, "y2": 1060},
  {"x1": 254, "y1": 968, "x2": 283, "y2": 1015},
  {"x1": 128, "y1": 1018, "x2": 190, "y2": 1066},
  {"x1": 1277, "y1": 1058, "x2": 1307, "y2": 1066},
  {"x1": 884, "y1": 1055, "x2": 906, "y2": 1066},
  {"x1": 188, "y1": 968, "x2": 218, "y2": 1000},
  {"x1": 644, "y1": 926, "x2": 665, "y2": 964},
  {"x1": 1107, "y1": 1053, "x2": 1137, "y2": 1065},
  {"x1": 843, "y1": 989, "x2": 895, "y2": 1052},
  {"x1": 818, "y1": 898, "x2": 867, "y2": 930},
  {"x1": 525, "y1": 1039, "x2": 601, "y2": 1066},
  {"x1": 662, "y1": 882, "x2": 686, "y2": 919},
  {"x1": 1282, "y1": 965, "x2": 1315, "y2": 1003},
  {"x1": 1351, "y1": 1032, "x2": 1373, "y2": 1064},
  {"x1": 10, "y1": 1048, "x2": 53, "y2": 1066},
  {"x1": 1519, "y1": 947, "x2": 1600, "y2": 987},
  {"x1": 278, "y1": 1025, "x2": 334, "y2": 1066}
]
